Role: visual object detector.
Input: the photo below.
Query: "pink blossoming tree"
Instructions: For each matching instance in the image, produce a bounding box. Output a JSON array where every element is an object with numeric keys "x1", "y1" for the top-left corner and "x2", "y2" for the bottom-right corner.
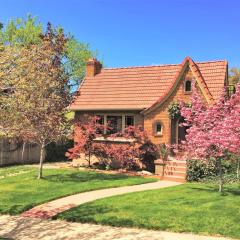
[{"x1": 180, "y1": 85, "x2": 240, "y2": 192}]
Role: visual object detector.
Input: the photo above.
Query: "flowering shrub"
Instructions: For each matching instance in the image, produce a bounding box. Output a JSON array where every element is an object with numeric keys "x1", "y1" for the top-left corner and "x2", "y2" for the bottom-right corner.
[
  {"x1": 66, "y1": 119, "x2": 157, "y2": 170},
  {"x1": 105, "y1": 126, "x2": 157, "y2": 170},
  {"x1": 66, "y1": 116, "x2": 104, "y2": 166}
]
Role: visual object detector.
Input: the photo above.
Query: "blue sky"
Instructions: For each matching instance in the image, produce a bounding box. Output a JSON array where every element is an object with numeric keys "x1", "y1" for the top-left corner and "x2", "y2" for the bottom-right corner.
[{"x1": 0, "y1": 0, "x2": 239, "y2": 68}]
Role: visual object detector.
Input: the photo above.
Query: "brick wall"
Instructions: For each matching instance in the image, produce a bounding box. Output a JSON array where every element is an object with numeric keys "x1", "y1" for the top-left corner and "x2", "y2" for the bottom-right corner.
[{"x1": 144, "y1": 67, "x2": 204, "y2": 145}]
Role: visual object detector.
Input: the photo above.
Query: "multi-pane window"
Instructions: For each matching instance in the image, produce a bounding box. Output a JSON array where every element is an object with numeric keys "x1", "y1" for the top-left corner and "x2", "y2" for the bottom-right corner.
[
  {"x1": 107, "y1": 116, "x2": 122, "y2": 134},
  {"x1": 227, "y1": 85, "x2": 236, "y2": 96},
  {"x1": 96, "y1": 115, "x2": 104, "y2": 125},
  {"x1": 125, "y1": 116, "x2": 134, "y2": 128},
  {"x1": 95, "y1": 114, "x2": 135, "y2": 135}
]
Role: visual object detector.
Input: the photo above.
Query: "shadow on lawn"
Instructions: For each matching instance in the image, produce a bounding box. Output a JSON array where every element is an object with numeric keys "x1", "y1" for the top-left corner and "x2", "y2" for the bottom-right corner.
[
  {"x1": 5, "y1": 203, "x2": 37, "y2": 215},
  {"x1": 56, "y1": 204, "x2": 135, "y2": 227},
  {"x1": 45, "y1": 172, "x2": 134, "y2": 183},
  {"x1": 188, "y1": 184, "x2": 240, "y2": 196}
]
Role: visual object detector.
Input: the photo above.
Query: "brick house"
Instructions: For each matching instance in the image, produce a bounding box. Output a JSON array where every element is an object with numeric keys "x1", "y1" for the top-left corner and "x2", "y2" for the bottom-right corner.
[
  {"x1": 70, "y1": 57, "x2": 228, "y2": 144},
  {"x1": 70, "y1": 57, "x2": 228, "y2": 179}
]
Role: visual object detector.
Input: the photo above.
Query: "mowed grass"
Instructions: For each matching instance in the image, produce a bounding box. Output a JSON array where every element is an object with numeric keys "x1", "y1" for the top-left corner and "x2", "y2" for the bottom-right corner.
[
  {"x1": 0, "y1": 166, "x2": 156, "y2": 215},
  {"x1": 57, "y1": 183, "x2": 240, "y2": 239}
]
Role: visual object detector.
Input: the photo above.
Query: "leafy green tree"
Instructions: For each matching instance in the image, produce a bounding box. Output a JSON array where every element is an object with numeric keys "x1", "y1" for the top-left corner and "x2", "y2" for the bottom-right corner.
[
  {"x1": 229, "y1": 67, "x2": 240, "y2": 85},
  {"x1": 0, "y1": 14, "x2": 96, "y2": 86},
  {"x1": 0, "y1": 15, "x2": 42, "y2": 46},
  {"x1": 0, "y1": 24, "x2": 72, "y2": 179},
  {"x1": 64, "y1": 36, "x2": 97, "y2": 87},
  {"x1": 0, "y1": 15, "x2": 97, "y2": 175}
]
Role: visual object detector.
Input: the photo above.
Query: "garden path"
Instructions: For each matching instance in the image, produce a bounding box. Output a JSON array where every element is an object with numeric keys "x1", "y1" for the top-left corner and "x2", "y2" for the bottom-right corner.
[{"x1": 22, "y1": 181, "x2": 181, "y2": 219}]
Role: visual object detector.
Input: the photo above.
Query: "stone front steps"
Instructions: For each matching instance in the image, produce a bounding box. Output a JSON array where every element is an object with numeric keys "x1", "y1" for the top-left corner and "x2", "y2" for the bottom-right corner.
[
  {"x1": 155, "y1": 159, "x2": 187, "y2": 183},
  {"x1": 164, "y1": 170, "x2": 186, "y2": 177},
  {"x1": 162, "y1": 175, "x2": 186, "y2": 183}
]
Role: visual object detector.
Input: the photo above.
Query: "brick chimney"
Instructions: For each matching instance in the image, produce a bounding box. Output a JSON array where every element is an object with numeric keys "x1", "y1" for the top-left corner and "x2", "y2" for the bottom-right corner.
[{"x1": 86, "y1": 58, "x2": 102, "y2": 77}]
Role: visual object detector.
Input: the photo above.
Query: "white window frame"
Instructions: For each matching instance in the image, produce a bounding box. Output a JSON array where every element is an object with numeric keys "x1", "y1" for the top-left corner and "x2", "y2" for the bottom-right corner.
[
  {"x1": 95, "y1": 113, "x2": 135, "y2": 134},
  {"x1": 154, "y1": 121, "x2": 163, "y2": 136},
  {"x1": 125, "y1": 115, "x2": 135, "y2": 129}
]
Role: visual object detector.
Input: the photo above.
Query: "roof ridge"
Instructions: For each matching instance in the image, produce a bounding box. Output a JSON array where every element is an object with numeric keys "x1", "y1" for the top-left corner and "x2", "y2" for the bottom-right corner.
[
  {"x1": 103, "y1": 59, "x2": 227, "y2": 70},
  {"x1": 195, "y1": 59, "x2": 227, "y2": 64},
  {"x1": 104, "y1": 63, "x2": 180, "y2": 70}
]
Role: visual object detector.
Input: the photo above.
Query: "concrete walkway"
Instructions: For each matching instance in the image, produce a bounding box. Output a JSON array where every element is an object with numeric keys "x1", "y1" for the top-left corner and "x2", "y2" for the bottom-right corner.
[
  {"x1": 22, "y1": 181, "x2": 181, "y2": 219},
  {"x1": 0, "y1": 215, "x2": 232, "y2": 240}
]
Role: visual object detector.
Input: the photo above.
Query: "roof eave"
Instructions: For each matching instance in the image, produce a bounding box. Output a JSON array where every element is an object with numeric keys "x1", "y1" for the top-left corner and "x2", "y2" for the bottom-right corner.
[{"x1": 69, "y1": 107, "x2": 145, "y2": 112}]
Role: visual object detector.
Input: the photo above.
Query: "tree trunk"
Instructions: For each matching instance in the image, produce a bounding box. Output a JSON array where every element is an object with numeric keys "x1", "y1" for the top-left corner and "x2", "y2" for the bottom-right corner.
[
  {"x1": 237, "y1": 157, "x2": 240, "y2": 180},
  {"x1": 38, "y1": 143, "x2": 45, "y2": 179},
  {"x1": 217, "y1": 158, "x2": 223, "y2": 192},
  {"x1": 88, "y1": 150, "x2": 91, "y2": 167},
  {"x1": 21, "y1": 142, "x2": 26, "y2": 164}
]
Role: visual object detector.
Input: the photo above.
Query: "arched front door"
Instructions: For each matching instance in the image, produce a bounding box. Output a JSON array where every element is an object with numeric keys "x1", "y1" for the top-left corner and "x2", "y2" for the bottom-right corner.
[
  {"x1": 177, "y1": 117, "x2": 187, "y2": 144},
  {"x1": 171, "y1": 117, "x2": 188, "y2": 144}
]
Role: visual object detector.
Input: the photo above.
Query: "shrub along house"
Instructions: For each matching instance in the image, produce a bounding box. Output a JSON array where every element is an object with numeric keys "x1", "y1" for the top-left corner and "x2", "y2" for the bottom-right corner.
[{"x1": 70, "y1": 57, "x2": 228, "y2": 181}]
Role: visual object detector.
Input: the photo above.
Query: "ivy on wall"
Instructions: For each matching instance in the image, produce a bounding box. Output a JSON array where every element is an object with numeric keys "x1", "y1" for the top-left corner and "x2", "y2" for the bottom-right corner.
[
  {"x1": 167, "y1": 102, "x2": 181, "y2": 119},
  {"x1": 167, "y1": 102, "x2": 191, "y2": 119}
]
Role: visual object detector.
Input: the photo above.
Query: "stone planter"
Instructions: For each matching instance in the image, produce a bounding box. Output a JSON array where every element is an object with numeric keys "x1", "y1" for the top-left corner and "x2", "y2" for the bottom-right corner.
[{"x1": 154, "y1": 159, "x2": 166, "y2": 177}]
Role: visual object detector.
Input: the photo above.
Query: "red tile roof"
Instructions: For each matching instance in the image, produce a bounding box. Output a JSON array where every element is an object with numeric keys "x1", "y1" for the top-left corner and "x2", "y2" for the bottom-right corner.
[{"x1": 70, "y1": 57, "x2": 227, "y2": 111}]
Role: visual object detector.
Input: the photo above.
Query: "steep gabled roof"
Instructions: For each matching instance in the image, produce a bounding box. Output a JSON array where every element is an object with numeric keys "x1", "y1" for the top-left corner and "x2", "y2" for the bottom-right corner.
[
  {"x1": 70, "y1": 57, "x2": 228, "y2": 112},
  {"x1": 141, "y1": 57, "x2": 219, "y2": 114}
]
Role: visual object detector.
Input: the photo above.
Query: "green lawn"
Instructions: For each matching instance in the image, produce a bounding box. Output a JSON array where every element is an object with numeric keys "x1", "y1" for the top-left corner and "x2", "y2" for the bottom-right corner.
[
  {"x1": 57, "y1": 183, "x2": 240, "y2": 239},
  {"x1": 0, "y1": 166, "x2": 156, "y2": 215}
]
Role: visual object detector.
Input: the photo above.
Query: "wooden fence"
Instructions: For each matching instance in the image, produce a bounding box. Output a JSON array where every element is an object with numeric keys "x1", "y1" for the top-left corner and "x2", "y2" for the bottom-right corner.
[{"x1": 0, "y1": 139, "x2": 41, "y2": 166}]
